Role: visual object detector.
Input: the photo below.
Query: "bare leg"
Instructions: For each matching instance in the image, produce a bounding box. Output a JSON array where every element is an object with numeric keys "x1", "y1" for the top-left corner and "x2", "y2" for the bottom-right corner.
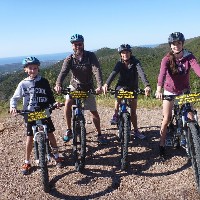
[
  {"x1": 160, "y1": 100, "x2": 173, "y2": 146},
  {"x1": 48, "y1": 132, "x2": 57, "y2": 147},
  {"x1": 130, "y1": 99, "x2": 137, "y2": 130},
  {"x1": 114, "y1": 100, "x2": 119, "y2": 115},
  {"x1": 25, "y1": 136, "x2": 33, "y2": 162},
  {"x1": 90, "y1": 110, "x2": 101, "y2": 135},
  {"x1": 64, "y1": 98, "x2": 74, "y2": 129}
]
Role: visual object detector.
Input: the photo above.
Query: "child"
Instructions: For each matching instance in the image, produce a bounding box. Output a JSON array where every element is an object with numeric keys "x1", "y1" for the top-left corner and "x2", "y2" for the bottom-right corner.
[
  {"x1": 156, "y1": 32, "x2": 200, "y2": 158},
  {"x1": 103, "y1": 44, "x2": 151, "y2": 139},
  {"x1": 10, "y1": 56, "x2": 64, "y2": 175}
]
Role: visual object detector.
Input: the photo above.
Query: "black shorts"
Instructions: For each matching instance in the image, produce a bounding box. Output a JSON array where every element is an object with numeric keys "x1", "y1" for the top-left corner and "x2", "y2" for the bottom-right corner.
[{"x1": 26, "y1": 117, "x2": 55, "y2": 136}]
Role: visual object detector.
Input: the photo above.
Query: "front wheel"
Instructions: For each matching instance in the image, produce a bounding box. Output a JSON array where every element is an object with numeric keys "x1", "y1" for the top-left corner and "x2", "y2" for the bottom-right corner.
[
  {"x1": 73, "y1": 117, "x2": 86, "y2": 172},
  {"x1": 36, "y1": 132, "x2": 50, "y2": 193},
  {"x1": 187, "y1": 122, "x2": 200, "y2": 192},
  {"x1": 119, "y1": 113, "x2": 130, "y2": 170}
]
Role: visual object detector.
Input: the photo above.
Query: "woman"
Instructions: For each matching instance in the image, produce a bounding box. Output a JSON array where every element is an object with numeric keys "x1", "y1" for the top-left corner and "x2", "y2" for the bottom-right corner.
[{"x1": 155, "y1": 32, "x2": 200, "y2": 158}]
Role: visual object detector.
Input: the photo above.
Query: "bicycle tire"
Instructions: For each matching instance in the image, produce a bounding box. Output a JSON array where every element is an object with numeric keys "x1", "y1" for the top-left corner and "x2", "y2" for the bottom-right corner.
[
  {"x1": 187, "y1": 122, "x2": 200, "y2": 192},
  {"x1": 36, "y1": 132, "x2": 50, "y2": 193},
  {"x1": 73, "y1": 117, "x2": 86, "y2": 172},
  {"x1": 120, "y1": 113, "x2": 130, "y2": 170}
]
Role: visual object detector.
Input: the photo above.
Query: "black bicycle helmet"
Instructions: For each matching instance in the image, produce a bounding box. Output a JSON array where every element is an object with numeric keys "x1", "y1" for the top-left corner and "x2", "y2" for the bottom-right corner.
[
  {"x1": 70, "y1": 34, "x2": 84, "y2": 43},
  {"x1": 168, "y1": 32, "x2": 185, "y2": 44},
  {"x1": 22, "y1": 56, "x2": 40, "y2": 68},
  {"x1": 118, "y1": 44, "x2": 132, "y2": 53}
]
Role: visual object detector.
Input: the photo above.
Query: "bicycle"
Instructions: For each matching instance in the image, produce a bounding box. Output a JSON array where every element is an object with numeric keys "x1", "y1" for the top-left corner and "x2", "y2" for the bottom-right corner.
[
  {"x1": 165, "y1": 92, "x2": 200, "y2": 192},
  {"x1": 61, "y1": 88, "x2": 95, "y2": 172},
  {"x1": 109, "y1": 88, "x2": 145, "y2": 170},
  {"x1": 15, "y1": 104, "x2": 63, "y2": 193}
]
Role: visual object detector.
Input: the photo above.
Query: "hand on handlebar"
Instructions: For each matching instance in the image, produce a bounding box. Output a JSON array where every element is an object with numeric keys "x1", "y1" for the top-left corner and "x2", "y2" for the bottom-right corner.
[
  {"x1": 102, "y1": 84, "x2": 108, "y2": 95},
  {"x1": 54, "y1": 85, "x2": 62, "y2": 94},
  {"x1": 53, "y1": 102, "x2": 65, "y2": 108},
  {"x1": 95, "y1": 87, "x2": 103, "y2": 95},
  {"x1": 144, "y1": 86, "x2": 151, "y2": 96},
  {"x1": 10, "y1": 107, "x2": 17, "y2": 115},
  {"x1": 155, "y1": 91, "x2": 163, "y2": 100}
]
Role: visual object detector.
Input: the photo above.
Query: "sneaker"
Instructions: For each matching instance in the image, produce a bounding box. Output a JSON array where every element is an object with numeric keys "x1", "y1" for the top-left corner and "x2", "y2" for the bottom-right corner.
[
  {"x1": 159, "y1": 146, "x2": 166, "y2": 159},
  {"x1": 97, "y1": 135, "x2": 109, "y2": 145},
  {"x1": 22, "y1": 163, "x2": 31, "y2": 175},
  {"x1": 133, "y1": 130, "x2": 146, "y2": 139},
  {"x1": 110, "y1": 114, "x2": 118, "y2": 125},
  {"x1": 55, "y1": 157, "x2": 64, "y2": 168},
  {"x1": 63, "y1": 129, "x2": 73, "y2": 142}
]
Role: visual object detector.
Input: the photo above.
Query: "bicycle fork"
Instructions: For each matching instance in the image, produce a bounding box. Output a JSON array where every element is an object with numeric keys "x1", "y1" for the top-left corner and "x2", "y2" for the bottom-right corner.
[{"x1": 32, "y1": 124, "x2": 51, "y2": 164}]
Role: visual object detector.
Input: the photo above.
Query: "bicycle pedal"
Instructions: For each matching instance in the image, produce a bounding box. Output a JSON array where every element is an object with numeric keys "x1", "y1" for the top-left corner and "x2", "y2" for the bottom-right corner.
[{"x1": 165, "y1": 139, "x2": 173, "y2": 147}]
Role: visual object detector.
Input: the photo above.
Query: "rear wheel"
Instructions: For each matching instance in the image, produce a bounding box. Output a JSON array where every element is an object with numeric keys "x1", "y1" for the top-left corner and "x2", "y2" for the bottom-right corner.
[
  {"x1": 37, "y1": 132, "x2": 50, "y2": 193},
  {"x1": 187, "y1": 122, "x2": 200, "y2": 192}
]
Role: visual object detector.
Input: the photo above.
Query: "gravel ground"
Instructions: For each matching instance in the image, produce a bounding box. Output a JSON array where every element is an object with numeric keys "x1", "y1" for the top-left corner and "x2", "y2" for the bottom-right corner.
[{"x1": 1, "y1": 106, "x2": 200, "y2": 200}]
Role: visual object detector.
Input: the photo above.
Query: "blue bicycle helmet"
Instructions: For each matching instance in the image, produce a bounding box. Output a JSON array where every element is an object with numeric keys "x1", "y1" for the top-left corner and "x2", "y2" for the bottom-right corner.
[
  {"x1": 70, "y1": 34, "x2": 84, "y2": 43},
  {"x1": 118, "y1": 44, "x2": 132, "y2": 53},
  {"x1": 168, "y1": 32, "x2": 185, "y2": 44},
  {"x1": 22, "y1": 56, "x2": 40, "y2": 68}
]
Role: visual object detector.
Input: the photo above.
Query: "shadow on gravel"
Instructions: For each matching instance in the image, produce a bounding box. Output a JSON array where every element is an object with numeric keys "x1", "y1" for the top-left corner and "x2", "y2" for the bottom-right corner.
[
  {"x1": 48, "y1": 125, "x2": 192, "y2": 199},
  {"x1": 49, "y1": 168, "x2": 123, "y2": 199}
]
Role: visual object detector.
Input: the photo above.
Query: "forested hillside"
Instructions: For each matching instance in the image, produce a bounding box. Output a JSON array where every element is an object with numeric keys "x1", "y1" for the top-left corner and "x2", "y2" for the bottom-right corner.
[{"x1": 1, "y1": 36, "x2": 200, "y2": 108}]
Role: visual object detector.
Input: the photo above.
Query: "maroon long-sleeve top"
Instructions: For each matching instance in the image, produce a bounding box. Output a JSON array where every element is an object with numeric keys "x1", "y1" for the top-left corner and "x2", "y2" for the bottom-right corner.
[{"x1": 157, "y1": 50, "x2": 200, "y2": 94}]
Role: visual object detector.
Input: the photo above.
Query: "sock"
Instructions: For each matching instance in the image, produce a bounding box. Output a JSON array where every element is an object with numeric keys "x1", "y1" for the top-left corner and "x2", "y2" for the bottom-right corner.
[
  {"x1": 24, "y1": 160, "x2": 30, "y2": 164},
  {"x1": 53, "y1": 154, "x2": 59, "y2": 159}
]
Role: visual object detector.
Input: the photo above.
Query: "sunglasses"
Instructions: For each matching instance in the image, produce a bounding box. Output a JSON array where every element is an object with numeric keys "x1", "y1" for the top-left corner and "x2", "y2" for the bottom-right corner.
[{"x1": 73, "y1": 43, "x2": 83, "y2": 47}]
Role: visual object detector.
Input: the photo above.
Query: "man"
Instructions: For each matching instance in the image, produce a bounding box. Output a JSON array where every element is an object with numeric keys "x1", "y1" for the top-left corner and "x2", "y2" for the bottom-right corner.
[{"x1": 54, "y1": 34, "x2": 108, "y2": 144}]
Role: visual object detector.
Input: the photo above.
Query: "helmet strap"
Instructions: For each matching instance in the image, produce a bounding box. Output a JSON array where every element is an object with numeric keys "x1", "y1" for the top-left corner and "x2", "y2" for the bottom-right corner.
[{"x1": 173, "y1": 49, "x2": 183, "y2": 55}]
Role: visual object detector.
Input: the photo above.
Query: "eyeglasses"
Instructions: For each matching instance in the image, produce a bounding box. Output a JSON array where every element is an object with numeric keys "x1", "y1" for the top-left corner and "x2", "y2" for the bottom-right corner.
[{"x1": 73, "y1": 43, "x2": 83, "y2": 47}]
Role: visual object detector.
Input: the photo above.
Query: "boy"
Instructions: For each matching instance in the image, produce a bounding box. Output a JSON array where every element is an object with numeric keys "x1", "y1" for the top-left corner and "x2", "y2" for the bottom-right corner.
[{"x1": 10, "y1": 56, "x2": 64, "y2": 175}]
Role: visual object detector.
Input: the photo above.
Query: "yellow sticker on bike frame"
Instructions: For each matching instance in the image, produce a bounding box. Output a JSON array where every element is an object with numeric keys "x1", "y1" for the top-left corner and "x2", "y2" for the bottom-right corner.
[
  {"x1": 117, "y1": 91, "x2": 134, "y2": 99},
  {"x1": 70, "y1": 91, "x2": 88, "y2": 99},
  {"x1": 175, "y1": 93, "x2": 200, "y2": 105},
  {"x1": 27, "y1": 110, "x2": 48, "y2": 122}
]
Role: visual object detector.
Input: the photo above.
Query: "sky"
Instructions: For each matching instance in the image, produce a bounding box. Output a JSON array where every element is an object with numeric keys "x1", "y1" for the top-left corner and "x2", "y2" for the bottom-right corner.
[{"x1": 1, "y1": 0, "x2": 200, "y2": 58}]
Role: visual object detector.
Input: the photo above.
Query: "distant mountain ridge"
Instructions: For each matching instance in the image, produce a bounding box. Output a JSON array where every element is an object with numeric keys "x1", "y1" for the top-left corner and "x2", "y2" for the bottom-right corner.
[
  {"x1": 1, "y1": 36, "x2": 200, "y2": 104},
  {"x1": 0, "y1": 44, "x2": 159, "y2": 65},
  {"x1": 0, "y1": 52, "x2": 71, "y2": 65}
]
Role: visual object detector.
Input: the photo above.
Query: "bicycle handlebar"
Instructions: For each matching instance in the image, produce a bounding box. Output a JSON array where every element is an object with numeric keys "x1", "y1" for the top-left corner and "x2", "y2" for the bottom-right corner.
[
  {"x1": 8, "y1": 103, "x2": 64, "y2": 115},
  {"x1": 61, "y1": 88, "x2": 97, "y2": 96},
  {"x1": 161, "y1": 93, "x2": 200, "y2": 105},
  {"x1": 108, "y1": 88, "x2": 145, "y2": 96}
]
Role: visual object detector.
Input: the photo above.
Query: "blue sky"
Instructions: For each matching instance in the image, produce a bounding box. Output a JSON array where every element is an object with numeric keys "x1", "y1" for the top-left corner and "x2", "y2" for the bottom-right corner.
[{"x1": 1, "y1": 0, "x2": 200, "y2": 58}]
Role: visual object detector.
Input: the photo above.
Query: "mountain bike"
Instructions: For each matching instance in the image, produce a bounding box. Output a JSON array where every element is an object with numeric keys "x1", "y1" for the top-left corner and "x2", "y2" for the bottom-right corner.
[
  {"x1": 165, "y1": 92, "x2": 200, "y2": 192},
  {"x1": 61, "y1": 88, "x2": 95, "y2": 172},
  {"x1": 109, "y1": 88, "x2": 145, "y2": 170},
  {"x1": 16, "y1": 104, "x2": 63, "y2": 193}
]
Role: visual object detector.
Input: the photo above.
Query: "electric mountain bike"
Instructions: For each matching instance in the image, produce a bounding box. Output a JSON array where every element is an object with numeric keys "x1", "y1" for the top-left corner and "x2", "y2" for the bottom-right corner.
[
  {"x1": 62, "y1": 88, "x2": 95, "y2": 172},
  {"x1": 16, "y1": 104, "x2": 62, "y2": 193},
  {"x1": 165, "y1": 92, "x2": 200, "y2": 192},
  {"x1": 109, "y1": 88, "x2": 145, "y2": 170}
]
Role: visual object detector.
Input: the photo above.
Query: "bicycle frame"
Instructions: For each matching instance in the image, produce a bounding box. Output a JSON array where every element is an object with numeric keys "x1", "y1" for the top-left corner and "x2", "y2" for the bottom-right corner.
[
  {"x1": 166, "y1": 94, "x2": 199, "y2": 148},
  {"x1": 61, "y1": 88, "x2": 90, "y2": 172},
  {"x1": 109, "y1": 89, "x2": 143, "y2": 170},
  {"x1": 16, "y1": 105, "x2": 60, "y2": 193},
  {"x1": 165, "y1": 93, "x2": 200, "y2": 193}
]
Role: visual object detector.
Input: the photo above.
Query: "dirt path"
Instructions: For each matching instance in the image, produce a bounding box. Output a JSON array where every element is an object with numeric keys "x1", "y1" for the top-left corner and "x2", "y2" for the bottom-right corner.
[{"x1": 1, "y1": 106, "x2": 200, "y2": 200}]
